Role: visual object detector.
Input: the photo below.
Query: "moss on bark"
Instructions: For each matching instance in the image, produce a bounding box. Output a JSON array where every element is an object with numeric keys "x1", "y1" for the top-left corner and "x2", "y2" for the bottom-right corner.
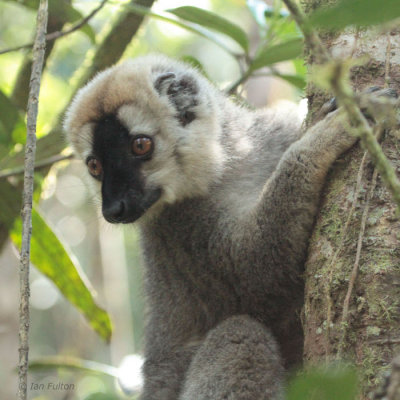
[{"x1": 303, "y1": 1, "x2": 400, "y2": 397}]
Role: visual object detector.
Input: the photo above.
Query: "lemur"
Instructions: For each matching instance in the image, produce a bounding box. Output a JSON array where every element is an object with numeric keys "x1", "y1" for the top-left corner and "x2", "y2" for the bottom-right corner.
[{"x1": 65, "y1": 54, "x2": 363, "y2": 399}]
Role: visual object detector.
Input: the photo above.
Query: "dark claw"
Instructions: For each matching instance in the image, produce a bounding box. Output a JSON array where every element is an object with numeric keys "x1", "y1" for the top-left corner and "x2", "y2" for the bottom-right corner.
[
  {"x1": 324, "y1": 97, "x2": 337, "y2": 113},
  {"x1": 363, "y1": 86, "x2": 381, "y2": 94},
  {"x1": 319, "y1": 97, "x2": 338, "y2": 118},
  {"x1": 316, "y1": 86, "x2": 398, "y2": 123},
  {"x1": 363, "y1": 86, "x2": 398, "y2": 99}
]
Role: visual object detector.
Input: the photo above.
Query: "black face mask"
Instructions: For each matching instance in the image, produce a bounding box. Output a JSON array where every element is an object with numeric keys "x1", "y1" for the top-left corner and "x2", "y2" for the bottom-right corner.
[{"x1": 89, "y1": 114, "x2": 161, "y2": 223}]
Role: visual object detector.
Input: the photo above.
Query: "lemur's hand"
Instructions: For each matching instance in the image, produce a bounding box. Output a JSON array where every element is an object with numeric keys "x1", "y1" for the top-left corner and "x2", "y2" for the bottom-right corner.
[{"x1": 316, "y1": 86, "x2": 399, "y2": 123}]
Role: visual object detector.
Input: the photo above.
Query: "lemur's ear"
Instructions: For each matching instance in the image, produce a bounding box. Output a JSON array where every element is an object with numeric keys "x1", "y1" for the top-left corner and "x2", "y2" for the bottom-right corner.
[
  {"x1": 154, "y1": 72, "x2": 176, "y2": 95},
  {"x1": 153, "y1": 72, "x2": 198, "y2": 126}
]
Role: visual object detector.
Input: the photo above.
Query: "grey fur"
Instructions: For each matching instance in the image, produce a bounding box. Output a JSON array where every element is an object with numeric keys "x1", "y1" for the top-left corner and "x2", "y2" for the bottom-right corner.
[{"x1": 64, "y1": 55, "x2": 359, "y2": 400}]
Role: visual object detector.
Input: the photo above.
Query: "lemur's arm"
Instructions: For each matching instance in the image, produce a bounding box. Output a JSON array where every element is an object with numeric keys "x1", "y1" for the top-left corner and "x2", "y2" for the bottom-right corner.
[
  {"x1": 247, "y1": 87, "x2": 398, "y2": 288},
  {"x1": 238, "y1": 110, "x2": 357, "y2": 290}
]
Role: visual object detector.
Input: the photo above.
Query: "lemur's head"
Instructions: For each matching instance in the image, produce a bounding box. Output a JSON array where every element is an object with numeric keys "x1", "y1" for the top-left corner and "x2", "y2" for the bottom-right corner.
[{"x1": 64, "y1": 55, "x2": 226, "y2": 223}]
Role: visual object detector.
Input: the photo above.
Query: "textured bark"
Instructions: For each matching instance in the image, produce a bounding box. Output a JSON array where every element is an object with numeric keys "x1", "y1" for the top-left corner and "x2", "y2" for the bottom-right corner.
[{"x1": 303, "y1": 1, "x2": 400, "y2": 398}]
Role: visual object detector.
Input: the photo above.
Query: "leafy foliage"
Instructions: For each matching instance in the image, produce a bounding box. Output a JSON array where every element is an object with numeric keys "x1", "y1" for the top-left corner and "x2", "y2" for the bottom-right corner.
[
  {"x1": 250, "y1": 37, "x2": 303, "y2": 71},
  {"x1": 287, "y1": 365, "x2": 359, "y2": 400},
  {"x1": 10, "y1": 207, "x2": 112, "y2": 341},
  {"x1": 168, "y1": 6, "x2": 249, "y2": 52},
  {"x1": 308, "y1": 0, "x2": 400, "y2": 29}
]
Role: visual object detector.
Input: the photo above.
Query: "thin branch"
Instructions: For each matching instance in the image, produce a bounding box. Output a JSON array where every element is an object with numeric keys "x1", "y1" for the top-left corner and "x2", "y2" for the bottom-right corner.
[
  {"x1": 343, "y1": 168, "x2": 375, "y2": 313},
  {"x1": 369, "y1": 338, "x2": 400, "y2": 345},
  {"x1": 0, "y1": 0, "x2": 107, "y2": 56},
  {"x1": 17, "y1": 1, "x2": 47, "y2": 400},
  {"x1": 0, "y1": 153, "x2": 73, "y2": 180},
  {"x1": 337, "y1": 167, "x2": 378, "y2": 356},
  {"x1": 47, "y1": 0, "x2": 107, "y2": 41},
  {"x1": 227, "y1": 70, "x2": 252, "y2": 94},
  {"x1": 281, "y1": 0, "x2": 330, "y2": 63},
  {"x1": 324, "y1": 149, "x2": 368, "y2": 357},
  {"x1": 385, "y1": 33, "x2": 391, "y2": 87},
  {"x1": 0, "y1": 44, "x2": 35, "y2": 56}
]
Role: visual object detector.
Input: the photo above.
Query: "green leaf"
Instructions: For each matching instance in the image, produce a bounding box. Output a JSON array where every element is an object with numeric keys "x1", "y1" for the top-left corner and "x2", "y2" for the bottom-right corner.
[
  {"x1": 293, "y1": 58, "x2": 307, "y2": 78},
  {"x1": 168, "y1": 6, "x2": 249, "y2": 52},
  {"x1": 125, "y1": 3, "x2": 241, "y2": 57},
  {"x1": 250, "y1": 38, "x2": 303, "y2": 71},
  {"x1": 271, "y1": 18, "x2": 301, "y2": 42},
  {"x1": 29, "y1": 356, "x2": 118, "y2": 377},
  {"x1": 273, "y1": 73, "x2": 306, "y2": 90},
  {"x1": 10, "y1": 207, "x2": 112, "y2": 341},
  {"x1": 287, "y1": 365, "x2": 358, "y2": 400},
  {"x1": 308, "y1": 0, "x2": 400, "y2": 29}
]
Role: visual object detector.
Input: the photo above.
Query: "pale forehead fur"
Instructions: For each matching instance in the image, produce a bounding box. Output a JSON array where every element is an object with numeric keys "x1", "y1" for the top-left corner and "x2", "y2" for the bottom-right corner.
[{"x1": 64, "y1": 55, "x2": 213, "y2": 155}]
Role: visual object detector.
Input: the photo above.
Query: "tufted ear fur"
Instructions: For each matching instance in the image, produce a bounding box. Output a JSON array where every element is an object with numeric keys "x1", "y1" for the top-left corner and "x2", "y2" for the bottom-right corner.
[
  {"x1": 153, "y1": 72, "x2": 198, "y2": 126},
  {"x1": 154, "y1": 72, "x2": 176, "y2": 94}
]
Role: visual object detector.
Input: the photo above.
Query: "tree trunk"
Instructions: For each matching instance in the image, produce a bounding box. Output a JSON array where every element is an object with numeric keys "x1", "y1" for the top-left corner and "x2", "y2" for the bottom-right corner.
[{"x1": 303, "y1": 1, "x2": 400, "y2": 398}]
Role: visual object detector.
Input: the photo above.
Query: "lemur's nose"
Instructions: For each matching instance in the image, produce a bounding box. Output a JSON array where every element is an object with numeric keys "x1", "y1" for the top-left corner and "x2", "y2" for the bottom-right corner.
[{"x1": 102, "y1": 199, "x2": 125, "y2": 223}]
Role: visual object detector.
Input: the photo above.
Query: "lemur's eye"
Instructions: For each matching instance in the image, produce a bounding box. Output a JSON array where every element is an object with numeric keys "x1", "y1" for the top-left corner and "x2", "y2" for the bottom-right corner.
[
  {"x1": 86, "y1": 157, "x2": 103, "y2": 179},
  {"x1": 132, "y1": 136, "x2": 154, "y2": 158}
]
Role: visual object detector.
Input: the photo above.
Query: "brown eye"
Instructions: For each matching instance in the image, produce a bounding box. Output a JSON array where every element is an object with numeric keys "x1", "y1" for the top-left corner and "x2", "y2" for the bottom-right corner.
[
  {"x1": 132, "y1": 136, "x2": 153, "y2": 158},
  {"x1": 86, "y1": 157, "x2": 103, "y2": 178}
]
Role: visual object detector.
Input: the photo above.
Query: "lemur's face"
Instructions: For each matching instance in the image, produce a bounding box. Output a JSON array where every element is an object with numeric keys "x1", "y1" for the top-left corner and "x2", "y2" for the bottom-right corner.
[
  {"x1": 86, "y1": 114, "x2": 161, "y2": 223},
  {"x1": 64, "y1": 56, "x2": 225, "y2": 223}
]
